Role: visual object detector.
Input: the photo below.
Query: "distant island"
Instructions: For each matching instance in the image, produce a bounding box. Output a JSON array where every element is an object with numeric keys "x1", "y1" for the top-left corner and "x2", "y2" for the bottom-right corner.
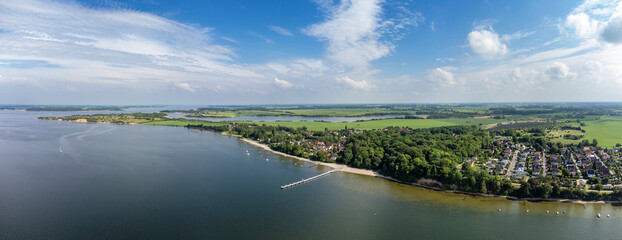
[
  {"x1": 1, "y1": 105, "x2": 125, "y2": 111},
  {"x1": 1, "y1": 105, "x2": 165, "y2": 111},
  {"x1": 39, "y1": 113, "x2": 167, "y2": 124},
  {"x1": 39, "y1": 103, "x2": 622, "y2": 202}
]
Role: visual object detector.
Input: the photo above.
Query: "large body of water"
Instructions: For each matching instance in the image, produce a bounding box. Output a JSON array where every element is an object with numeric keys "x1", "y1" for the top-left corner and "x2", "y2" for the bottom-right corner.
[{"x1": 1, "y1": 110, "x2": 621, "y2": 239}]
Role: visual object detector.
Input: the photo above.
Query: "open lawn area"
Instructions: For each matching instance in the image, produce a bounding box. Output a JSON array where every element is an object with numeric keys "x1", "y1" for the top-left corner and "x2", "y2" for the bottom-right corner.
[
  {"x1": 547, "y1": 129, "x2": 584, "y2": 145},
  {"x1": 581, "y1": 116, "x2": 622, "y2": 148}
]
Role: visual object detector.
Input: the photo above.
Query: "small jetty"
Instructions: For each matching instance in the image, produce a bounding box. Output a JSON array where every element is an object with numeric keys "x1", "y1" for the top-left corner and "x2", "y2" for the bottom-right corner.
[{"x1": 280, "y1": 169, "x2": 340, "y2": 189}]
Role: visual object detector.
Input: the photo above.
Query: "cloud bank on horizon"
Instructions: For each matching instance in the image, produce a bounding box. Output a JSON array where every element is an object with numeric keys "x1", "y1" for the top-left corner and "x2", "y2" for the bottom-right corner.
[{"x1": 0, "y1": 0, "x2": 621, "y2": 104}]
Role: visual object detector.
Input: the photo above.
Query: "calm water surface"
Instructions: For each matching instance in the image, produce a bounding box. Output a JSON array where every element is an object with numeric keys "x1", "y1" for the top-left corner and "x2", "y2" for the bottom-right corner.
[{"x1": 0, "y1": 110, "x2": 620, "y2": 239}]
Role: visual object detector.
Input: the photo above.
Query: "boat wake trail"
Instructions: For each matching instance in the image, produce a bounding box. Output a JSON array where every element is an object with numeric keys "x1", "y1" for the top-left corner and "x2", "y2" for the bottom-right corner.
[{"x1": 59, "y1": 124, "x2": 117, "y2": 153}]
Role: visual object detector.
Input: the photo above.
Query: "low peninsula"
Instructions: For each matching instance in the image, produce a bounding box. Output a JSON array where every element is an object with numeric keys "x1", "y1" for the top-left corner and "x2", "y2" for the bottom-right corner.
[{"x1": 38, "y1": 103, "x2": 622, "y2": 203}]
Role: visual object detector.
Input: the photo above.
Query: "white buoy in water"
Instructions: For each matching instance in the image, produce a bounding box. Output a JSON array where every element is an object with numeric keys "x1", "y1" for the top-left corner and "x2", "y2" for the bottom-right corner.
[
  {"x1": 563, "y1": 211, "x2": 566, "y2": 214},
  {"x1": 526, "y1": 210, "x2": 530, "y2": 213},
  {"x1": 607, "y1": 214, "x2": 610, "y2": 218},
  {"x1": 498, "y1": 209, "x2": 501, "y2": 212},
  {"x1": 546, "y1": 210, "x2": 550, "y2": 213},
  {"x1": 597, "y1": 213, "x2": 601, "y2": 218},
  {"x1": 556, "y1": 212, "x2": 559, "y2": 215}
]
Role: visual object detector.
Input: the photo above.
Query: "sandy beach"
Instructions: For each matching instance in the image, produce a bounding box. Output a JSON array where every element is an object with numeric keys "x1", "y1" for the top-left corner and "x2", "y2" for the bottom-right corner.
[{"x1": 241, "y1": 138, "x2": 380, "y2": 177}]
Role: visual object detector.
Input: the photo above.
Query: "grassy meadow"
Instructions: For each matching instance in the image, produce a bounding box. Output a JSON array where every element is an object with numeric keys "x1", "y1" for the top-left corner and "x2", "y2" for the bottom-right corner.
[
  {"x1": 143, "y1": 118, "x2": 458, "y2": 131},
  {"x1": 271, "y1": 108, "x2": 410, "y2": 117},
  {"x1": 581, "y1": 116, "x2": 622, "y2": 148},
  {"x1": 42, "y1": 104, "x2": 622, "y2": 148},
  {"x1": 546, "y1": 129, "x2": 585, "y2": 145}
]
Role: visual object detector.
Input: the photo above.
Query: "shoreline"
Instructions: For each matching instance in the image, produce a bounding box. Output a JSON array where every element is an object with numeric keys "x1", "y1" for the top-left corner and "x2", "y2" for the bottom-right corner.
[
  {"x1": 241, "y1": 138, "x2": 379, "y2": 177},
  {"x1": 240, "y1": 137, "x2": 620, "y2": 205},
  {"x1": 37, "y1": 115, "x2": 620, "y2": 205}
]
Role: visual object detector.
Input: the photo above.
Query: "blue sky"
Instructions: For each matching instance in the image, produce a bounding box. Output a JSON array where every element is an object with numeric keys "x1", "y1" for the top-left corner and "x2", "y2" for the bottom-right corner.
[{"x1": 1, "y1": 0, "x2": 621, "y2": 104}]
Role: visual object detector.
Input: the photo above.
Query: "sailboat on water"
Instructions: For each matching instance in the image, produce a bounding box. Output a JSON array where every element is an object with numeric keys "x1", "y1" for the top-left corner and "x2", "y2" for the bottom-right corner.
[{"x1": 59, "y1": 145, "x2": 63, "y2": 153}]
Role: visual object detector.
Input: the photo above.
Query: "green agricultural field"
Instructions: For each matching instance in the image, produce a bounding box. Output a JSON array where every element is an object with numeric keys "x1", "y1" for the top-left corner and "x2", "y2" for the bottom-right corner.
[
  {"x1": 248, "y1": 118, "x2": 456, "y2": 131},
  {"x1": 181, "y1": 107, "x2": 420, "y2": 118},
  {"x1": 143, "y1": 118, "x2": 456, "y2": 131},
  {"x1": 438, "y1": 118, "x2": 506, "y2": 125},
  {"x1": 186, "y1": 111, "x2": 237, "y2": 117},
  {"x1": 271, "y1": 108, "x2": 410, "y2": 117},
  {"x1": 547, "y1": 129, "x2": 584, "y2": 145},
  {"x1": 232, "y1": 110, "x2": 287, "y2": 117},
  {"x1": 188, "y1": 110, "x2": 284, "y2": 117},
  {"x1": 581, "y1": 116, "x2": 622, "y2": 148}
]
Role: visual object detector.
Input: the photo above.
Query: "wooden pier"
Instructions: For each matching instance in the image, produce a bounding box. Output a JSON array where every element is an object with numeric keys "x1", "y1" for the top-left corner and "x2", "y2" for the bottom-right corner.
[{"x1": 280, "y1": 169, "x2": 340, "y2": 189}]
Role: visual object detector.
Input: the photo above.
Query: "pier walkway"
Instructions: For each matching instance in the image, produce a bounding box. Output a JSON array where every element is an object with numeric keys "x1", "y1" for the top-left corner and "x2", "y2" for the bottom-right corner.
[{"x1": 280, "y1": 169, "x2": 341, "y2": 189}]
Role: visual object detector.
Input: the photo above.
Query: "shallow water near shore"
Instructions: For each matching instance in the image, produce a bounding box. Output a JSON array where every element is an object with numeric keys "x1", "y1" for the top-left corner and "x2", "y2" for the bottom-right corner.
[{"x1": 1, "y1": 110, "x2": 621, "y2": 239}]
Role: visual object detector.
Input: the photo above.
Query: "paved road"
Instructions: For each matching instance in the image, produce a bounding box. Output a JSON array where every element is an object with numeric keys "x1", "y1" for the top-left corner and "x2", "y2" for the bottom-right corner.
[
  {"x1": 570, "y1": 154, "x2": 581, "y2": 177},
  {"x1": 505, "y1": 150, "x2": 519, "y2": 177},
  {"x1": 542, "y1": 153, "x2": 547, "y2": 176}
]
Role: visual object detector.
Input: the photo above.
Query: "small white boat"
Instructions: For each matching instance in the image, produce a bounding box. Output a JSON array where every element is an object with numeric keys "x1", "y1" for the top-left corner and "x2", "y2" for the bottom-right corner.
[
  {"x1": 498, "y1": 209, "x2": 501, "y2": 212},
  {"x1": 556, "y1": 212, "x2": 559, "y2": 215},
  {"x1": 546, "y1": 211, "x2": 549, "y2": 214},
  {"x1": 59, "y1": 146, "x2": 63, "y2": 153},
  {"x1": 246, "y1": 153, "x2": 250, "y2": 156},
  {"x1": 607, "y1": 214, "x2": 610, "y2": 218},
  {"x1": 597, "y1": 213, "x2": 601, "y2": 218}
]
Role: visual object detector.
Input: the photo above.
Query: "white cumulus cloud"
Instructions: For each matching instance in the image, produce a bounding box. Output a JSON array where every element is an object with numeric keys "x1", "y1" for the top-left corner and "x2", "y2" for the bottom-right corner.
[
  {"x1": 564, "y1": 0, "x2": 622, "y2": 43},
  {"x1": 426, "y1": 68, "x2": 456, "y2": 86},
  {"x1": 305, "y1": 0, "x2": 420, "y2": 69},
  {"x1": 336, "y1": 76, "x2": 373, "y2": 90},
  {"x1": 467, "y1": 28, "x2": 508, "y2": 59},
  {"x1": 545, "y1": 62, "x2": 576, "y2": 80},
  {"x1": 173, "y1": 82, "x2": 195, "y2": 93},
  {"x1": 601, "y1": 16, "x2": 622, "y2": 43},
  {"x1": 305, "y1": 0, "x2": 388, "y2": 68},
  {"x1": 273, "y1": 77, "x2": 293, "y2": 89},
  {"x1": 565, "y1": 13, "x2": 601, "y2": 38}
]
